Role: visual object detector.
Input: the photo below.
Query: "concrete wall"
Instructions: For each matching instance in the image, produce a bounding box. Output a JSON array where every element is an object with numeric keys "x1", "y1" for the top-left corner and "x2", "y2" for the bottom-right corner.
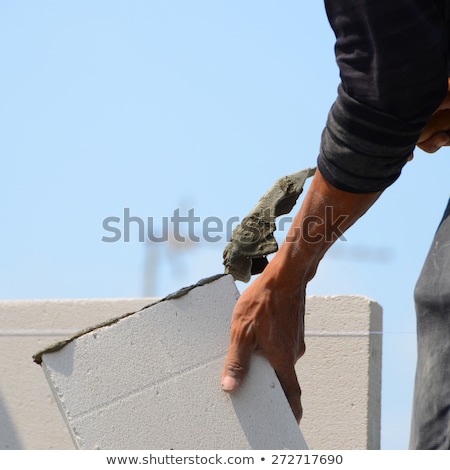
[
  {"x1": 0, "y1": 298, "x2": 155, "y2": 450},
  {"x1": 299, "y1": 296, "x2": 382, "y2": 450},
  {"x1": 36, "y1": 276, "x2": 308, "y2": 450},
  {"x1": 0, "y1": 278, "x2": 382, "y2": 450}
]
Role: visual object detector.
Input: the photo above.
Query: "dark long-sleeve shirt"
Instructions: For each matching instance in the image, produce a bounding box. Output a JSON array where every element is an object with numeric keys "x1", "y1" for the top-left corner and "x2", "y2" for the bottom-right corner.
[{"x1": 319, "y1": 0, "x2": 450, "y2": 193}]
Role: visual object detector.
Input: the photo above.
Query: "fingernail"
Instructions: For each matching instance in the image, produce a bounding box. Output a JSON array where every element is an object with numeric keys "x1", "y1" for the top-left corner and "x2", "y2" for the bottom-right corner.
[{"x1": 222, "y1": 375, "x2": 237, "y2": 392}]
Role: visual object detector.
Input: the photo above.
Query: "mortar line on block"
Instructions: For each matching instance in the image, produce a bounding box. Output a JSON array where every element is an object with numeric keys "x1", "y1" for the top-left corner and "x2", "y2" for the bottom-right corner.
[
  {"x1": 33, "y1": 274, "x2": 231, "y2": 365},
  {"x1": 304, "y1": 331, "x2": 381, "y2": 337},
  {"x1": 68, "y1": 351, "x2": 229, "y2": 421},
  {"x1": 0, "y1": 329, "x2": 383, "y2": 338},
  {"x1": 0, "y1": 329, "x2": 79, "y2": 337}
]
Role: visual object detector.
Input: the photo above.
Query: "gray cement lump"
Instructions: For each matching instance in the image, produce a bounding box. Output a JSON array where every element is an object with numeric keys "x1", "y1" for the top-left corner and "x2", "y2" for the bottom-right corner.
[{"x1": 223, "y1": 167, "x2": 316, "y2": 282}]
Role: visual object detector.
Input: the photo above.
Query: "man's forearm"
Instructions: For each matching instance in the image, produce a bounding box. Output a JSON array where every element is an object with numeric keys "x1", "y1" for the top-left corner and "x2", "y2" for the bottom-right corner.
[
  {"x1": 221, "y1": 168, "x2": 382, "y2": 421},
  {"x1": 266, "y1": 169, "x2": 382, "y2": 290}
]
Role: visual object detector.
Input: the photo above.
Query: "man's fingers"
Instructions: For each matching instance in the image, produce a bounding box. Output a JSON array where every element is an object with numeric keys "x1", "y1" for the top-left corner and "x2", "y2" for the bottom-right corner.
[
  {"x1": 418, "y1": 109, "x2": 450, "y2": 151},
  {"x1": 221, "y1": 325, "x2": 255, "y2": 393},
  {"x1": 274, "y1": 365, "x2": 302, "y2": 423},
  {"x1": 417, "y1": 131, "x2": 450, "y2": 153}
]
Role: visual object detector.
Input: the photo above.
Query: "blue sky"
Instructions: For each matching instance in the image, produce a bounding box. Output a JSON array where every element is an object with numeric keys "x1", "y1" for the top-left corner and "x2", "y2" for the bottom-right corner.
[{"x1": 2, "y1": 1, "x2": 450, "y2": 449}]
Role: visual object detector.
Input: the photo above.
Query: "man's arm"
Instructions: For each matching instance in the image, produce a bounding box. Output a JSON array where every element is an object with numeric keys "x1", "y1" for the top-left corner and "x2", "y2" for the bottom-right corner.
[
  {"x1": 221, "y1": 75, "x2": 450, "y2": 420},
  {"x1": 221, "y1": 92, "x2": 450, "y2": 421},
  {"x1": 221, "y1": 168, "x2": 381, "y2": 422},
  {"x1": 221, "y1": 1, "x2": 450, "y2": 423}
]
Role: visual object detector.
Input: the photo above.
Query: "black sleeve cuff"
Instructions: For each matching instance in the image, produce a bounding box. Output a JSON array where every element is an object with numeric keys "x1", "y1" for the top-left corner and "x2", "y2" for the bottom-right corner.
[{"x1": 318, "y1": 85, "x2": 424, "y2": 193}]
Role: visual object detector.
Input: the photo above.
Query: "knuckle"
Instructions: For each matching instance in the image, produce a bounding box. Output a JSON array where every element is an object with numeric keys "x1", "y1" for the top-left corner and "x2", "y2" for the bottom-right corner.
[{"x1": 224, "y1": 360, "x2": 246, "y2": 376}]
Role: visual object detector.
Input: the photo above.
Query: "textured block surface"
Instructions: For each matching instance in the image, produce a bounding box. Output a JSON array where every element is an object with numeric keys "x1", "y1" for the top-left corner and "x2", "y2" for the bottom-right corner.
[
  {"x1": 0, "y1": 297, "x2": 154, "y2": 450},
  {"x1": 38, "y1": 275, "x2": 308, "y2": 450},
  {"x1": 298, "y1": 295, "x2": 383, "y2": 450}
]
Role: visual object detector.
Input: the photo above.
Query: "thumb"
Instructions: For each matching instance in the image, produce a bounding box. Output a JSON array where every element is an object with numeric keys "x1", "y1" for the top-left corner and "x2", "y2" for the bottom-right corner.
[{"x1": 221, "y1": 328, "x2": 255, "y2": 393}]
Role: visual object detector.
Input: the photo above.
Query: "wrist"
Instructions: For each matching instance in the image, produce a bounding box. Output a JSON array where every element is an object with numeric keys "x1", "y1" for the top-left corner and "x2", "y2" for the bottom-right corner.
[{"x1": 260, "y1": 246, "x2": 310, "y2": 294}]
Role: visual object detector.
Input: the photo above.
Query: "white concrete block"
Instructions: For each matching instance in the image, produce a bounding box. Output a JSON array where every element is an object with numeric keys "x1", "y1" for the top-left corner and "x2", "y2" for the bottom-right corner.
[
  {"x1": 36, "y1": 275, "x2": 308, "y2": 450},
  {"x1": 0, "y1": 297, "x2": 156, "y2": 450},
  {"x1": 298, "y1": 296, "x2": 382, "y2": 450}
]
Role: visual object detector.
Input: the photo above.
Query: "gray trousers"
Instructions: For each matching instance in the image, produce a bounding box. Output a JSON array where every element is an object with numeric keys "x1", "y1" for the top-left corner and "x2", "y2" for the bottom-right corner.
[{"x1": 410, "y1": 199, "x2": 450, "y2": 449}]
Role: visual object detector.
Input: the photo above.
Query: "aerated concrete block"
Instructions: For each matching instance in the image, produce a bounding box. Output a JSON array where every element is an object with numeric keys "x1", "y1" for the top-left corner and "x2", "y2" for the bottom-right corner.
[
  {"x1": 298, "y1": 296, "x2": 382, "y2": 450},
  {"x1": 35, "y1": 275, "x2": 307, "y2": 450},
  {"x1": 0, "y1": 297, "x2": 156, "y2": 450}
]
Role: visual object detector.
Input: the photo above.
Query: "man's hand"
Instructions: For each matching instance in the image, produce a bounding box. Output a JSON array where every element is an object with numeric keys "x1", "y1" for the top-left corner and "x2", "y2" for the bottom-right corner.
[
  {"x1": 221, "y1": 170, "x2": 381, "y2": 423},
  {"x1": 221, "y1": 263, "x2": 306, "y2": 422},
  {"x1": 417, "y1": 78, "x2": 450, "y2": 153},
  {"x1": 417, "y1": 109, "x2": 450, "y2": 153}
]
